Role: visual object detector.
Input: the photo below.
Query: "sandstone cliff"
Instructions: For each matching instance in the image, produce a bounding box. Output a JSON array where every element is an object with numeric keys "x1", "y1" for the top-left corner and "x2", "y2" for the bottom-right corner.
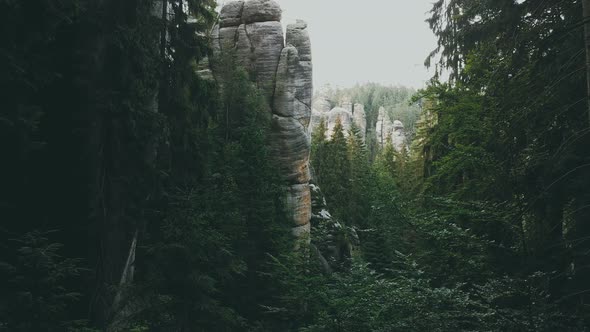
[
  {"x1": 310, "y1": 96, "x2": 368, "y2": 142},
  {"x1": 377, "y1": 107, "x2": 407, "y2": 152},
  {"x1": 392, "y1": 120, "x2": 407, "y2": 153},
  {"x1": 211, "y1": 0, "x2": 313, "y2": 239}
]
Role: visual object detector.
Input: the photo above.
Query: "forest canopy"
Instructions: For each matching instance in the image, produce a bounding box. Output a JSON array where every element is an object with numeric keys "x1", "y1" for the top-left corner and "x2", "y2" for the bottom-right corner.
[{"x1": 1, "y1": 0, "x2": 589, "y2": 331}]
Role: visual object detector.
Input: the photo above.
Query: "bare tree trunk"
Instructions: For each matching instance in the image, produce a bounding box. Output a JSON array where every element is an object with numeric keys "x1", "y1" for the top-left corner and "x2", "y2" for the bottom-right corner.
[{"x1": 584, "y1": 0, "x2": 590, "y2": 124}]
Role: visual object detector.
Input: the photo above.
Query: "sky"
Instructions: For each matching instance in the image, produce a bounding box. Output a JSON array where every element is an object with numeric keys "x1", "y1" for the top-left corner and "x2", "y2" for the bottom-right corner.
[{"x1": 217, "y1": 0, "x2": 438, "y2": 89}]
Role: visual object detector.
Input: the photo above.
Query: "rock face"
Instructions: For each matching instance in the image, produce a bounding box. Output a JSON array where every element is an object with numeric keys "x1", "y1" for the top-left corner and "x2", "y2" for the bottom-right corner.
[
  {"x1": 212, "y1": 0, "x2": 284, "y2": 102},
  {"x1": 352, "y1": 104, "x2": 367, "y2": 141},
  {"x1": 376, "y1": 107, "x2": 407, "y2": 152},
  {"x1": 219, "y1": 1, "x2": 246, "y2": 27},
  {"x1": 310, "y1": 99, "x2": 368, "y2": 142},
  {"x1": 326, "y1": 107, "x2": 353, "y2": 138},
  {"x1": 342, "y1": 100, "x2": 353, "y2": 113},
  {"x1": 310, "y1": 109, "x2": 325, "y2": 137},
  {"x1": 376, "y1": 106, "x2": 393, "y2": 147},
  {"x1": 392, "y1": 120, "x2": 407, "y2": 153},
  {"x1": 311, "y1": 93, "x2": 332, "y2": 113},
  {"x1": 242, "y1": 0, "x2": 282, "y2": 23},
  {"x1": 211, "y1": 0, "x2": 313, "y2": 239},
  {"x1": 309, "y1": 93, "x2": 332, "y2": 139}
]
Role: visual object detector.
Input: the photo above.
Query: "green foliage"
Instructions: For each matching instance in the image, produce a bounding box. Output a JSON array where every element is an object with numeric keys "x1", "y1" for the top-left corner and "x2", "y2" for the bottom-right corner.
[
  {"x1": 132, "y1": 62, "x2": 292, "y2": 331},
  {"x1": 346, "y1": 124, "x2": 374, "y2": 228},
  {"x1": 3, "y1": 0, "x2": 590, "y2": 329},
  {"x1": 0, "y1": 231, "x2": 89, "y2": 332},
  {"x1": 137, "y1": 184, "x2": 248, "y2": 331},
  {"x1": 311, "y1": 117, "x2": 328, "y2": 184},
  {"x1": 316, "y1": 119, "x2": 351, "y2": 223},
  {"x1": 319, "y1": 83, "x2": 421, "y2": 160},
  {"x1": 308, "y1": 0, "x2": 589, "y2": 322},
  {"x1": 413, "y1": 0, "x2": 590, "y2": 325},
  {"x1": 273, "y1": 246, "x2": 575, "y2": 332}
]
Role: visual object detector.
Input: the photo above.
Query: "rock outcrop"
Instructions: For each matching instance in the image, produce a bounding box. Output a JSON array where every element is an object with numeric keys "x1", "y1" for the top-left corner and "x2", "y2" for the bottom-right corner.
[
  {"x1": 376, "y1": 106, "x2": 393, "y2": 147},
  {"x1": 392, "y1": 120, "x2": 407, "y2": 153},
  {"x1": 310, "y1": 99, "x2": 368, "y2": 142},
  {"x1": 326, "y1": 107, "x2": 353, "y2": 138},
  {"x1": 376, "y1": 107, "x2": 407, "y2": 152},
  {"x1": 212, "y1": 0, "x2": 284, "y2": 101},
  {"x1": 352, "y1": 103, "x2": 367, "y2": 141},
  {"x1": 309, "y1": 93, "x2": 332, "y2": 139},
  {"x1": 311, "y1": 93, "x2": 332, "y2": 113},
  {"x1": 211, "y1": 0, "x2": 313, "y2": 240}
]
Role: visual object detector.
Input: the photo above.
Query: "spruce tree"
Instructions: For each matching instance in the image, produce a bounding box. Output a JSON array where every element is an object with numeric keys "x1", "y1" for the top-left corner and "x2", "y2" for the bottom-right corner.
[
  {"x1": 320, "y1": 119, "x2": 351, "y2": 222},
  {"x1": 311, "y1": 117, "x2": 328, "y2": 183}
]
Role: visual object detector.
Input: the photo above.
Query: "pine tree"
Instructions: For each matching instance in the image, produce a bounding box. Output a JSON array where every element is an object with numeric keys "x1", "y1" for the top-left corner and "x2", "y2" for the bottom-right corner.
[
  {"x1": 320, "y1": 118, "x2": 351, "y2": 221},
  {"x1": 346, "y1": 124, "x2": 373, "y2": 227},
  {"x1": 311, "y1": 117, "x2": 328, "y2": 183}
]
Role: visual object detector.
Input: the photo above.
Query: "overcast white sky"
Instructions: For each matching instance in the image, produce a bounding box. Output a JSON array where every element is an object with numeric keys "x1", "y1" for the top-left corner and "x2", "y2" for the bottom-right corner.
[{"x1": 218, "y1": 0, "x2": 438, "y2": 89}]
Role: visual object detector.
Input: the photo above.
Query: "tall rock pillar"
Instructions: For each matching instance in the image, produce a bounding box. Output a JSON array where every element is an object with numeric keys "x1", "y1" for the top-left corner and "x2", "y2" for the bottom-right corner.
[{"x1": 211, "y1": 0, "x2": 313, "y2": 240}]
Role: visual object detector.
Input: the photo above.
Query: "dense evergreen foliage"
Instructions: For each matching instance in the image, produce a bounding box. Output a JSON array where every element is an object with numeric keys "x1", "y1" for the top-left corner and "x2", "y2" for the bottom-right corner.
[
  {"x1": 0, "y1": 0, "x2": 292, "y2": 330},
  {"x1": 303, "y1": 0, "x2": 590, "y2": 330},
  {"x1": 319, "y1": 84, "x2": 421, "y2": 160},
  {"x1": 1, "y1": 0, "x2": 589, "y2": 331}
]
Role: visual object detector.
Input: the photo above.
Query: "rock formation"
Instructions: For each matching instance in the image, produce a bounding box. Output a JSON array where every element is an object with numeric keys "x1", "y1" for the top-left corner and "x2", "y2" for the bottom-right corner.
[
  {"x1": 211, "y1": 0, "x2": 313, "y2": 239},
  {"x1": 311, "y1": 93, "x2": 332, "y2": 113},
  {"x1": 212, "y1": 0, "x2": 284, "y2": 101},
  {"x1": 309, "y1": 93, "x2": 331, "y2": 139},
  {"x1": 341, "y1": 98, "x2": 353, "y2": 113},
  {"x1": 376, "y1": 106, "x2": 393, "y2": 147},
  {"x1": 392, "y1": 120, "x2": 407, "y2": 153},
  {"x1": 325, "y1": 107, "x2": 353, "y2": 138},
  {"x1": 310, "y1": 98, "x2": 368, "y2": 142},
  {"x1": 376, "y1": 107, "x2": 407, "y2": 152},
  {"x1": 352, "y1": 103, "x2": 367, "y2": 141}
]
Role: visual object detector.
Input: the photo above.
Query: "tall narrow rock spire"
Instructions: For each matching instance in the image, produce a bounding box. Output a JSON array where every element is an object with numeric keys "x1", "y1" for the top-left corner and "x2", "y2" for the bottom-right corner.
[{"x1": 211, "y1": 0, "x2": 313, "y2": 240}]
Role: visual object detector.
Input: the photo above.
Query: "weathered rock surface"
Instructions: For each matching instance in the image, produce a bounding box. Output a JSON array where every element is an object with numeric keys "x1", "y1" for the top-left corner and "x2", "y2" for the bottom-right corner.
[
  {"x1": 245, "y1": 22, "x2": 284, "y2": 100},
  {"x1": 392, "y1": 120, "x2": 407, "y2": 153},
  {"x1": 342, "y1": 101, "x2": 353, "y2": 113},
  {"x1": 242, "y1": 0, "x2": 281, "y2": 24},
  {"x1": 310, "y1": 100, "x2": 368, "y2": 142},
  {"x1": 219, "y1": 0, "x2": 245, "y2": 27},
  {"x1": 211, "y1": 0, "x2": 312, "y2": 239},
  {"x1": 212, "y1": 2, "x2": 284, "y2": 101},
  {"x1": 274, "y1": 45, "x2": 311, "y2": 127},
  {"x1": 376, "y1": 106, "x2": 393, "y2": 147},
  {"x1": 309, "y1": 93, "x2": 331, "y2": 137},
  {"x1": 376, "y1": 107, "x2": 407, "y2": 152},
  {"x1": 312, "y1": 93, "x2": 332, "y2": 113},
  {"x1": 353, "y1": 103, "x2": 367, "y2": 141},
  {"x1": 326, "y1": 107, "x2": 353, "y2": 138},
  {"x1": 309, "y1": 109, "x2": 325, "y2": 136},
  {"x1": 287, "y1": 184, "x2": 312, "y2": 226},
  {"x1": 270, "y1": 115, "x2": 311, "y2": 184},
  {"x1": 287, "y1": 20, "x2": 312, "y2": 62}
]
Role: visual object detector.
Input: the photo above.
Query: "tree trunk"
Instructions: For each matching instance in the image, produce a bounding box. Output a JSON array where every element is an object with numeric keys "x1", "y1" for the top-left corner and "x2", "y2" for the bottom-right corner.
[{"x1": 584, "y1": 0, "x2": 590, "y2": 124}]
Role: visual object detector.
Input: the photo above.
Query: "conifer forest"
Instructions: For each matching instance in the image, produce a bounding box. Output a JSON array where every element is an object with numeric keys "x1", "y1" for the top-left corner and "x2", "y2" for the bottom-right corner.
[{"x1": 1, "y1": 0, "x2": 590, "y2": 331}]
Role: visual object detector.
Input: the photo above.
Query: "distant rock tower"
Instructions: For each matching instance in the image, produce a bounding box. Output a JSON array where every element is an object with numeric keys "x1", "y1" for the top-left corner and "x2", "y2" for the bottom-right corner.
[
  {"x1": 211, "y1": 0, "x2": 313, "y2": 240},
  {"x1": 376, "y1": 107, "x2": 407, "y2": 152},
  {"x1": 310, "y1": 96, "x2": 368, "y2": 142},
  {"x1": 392, "y1": 120, "x2": 407, "y2": 153}
]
